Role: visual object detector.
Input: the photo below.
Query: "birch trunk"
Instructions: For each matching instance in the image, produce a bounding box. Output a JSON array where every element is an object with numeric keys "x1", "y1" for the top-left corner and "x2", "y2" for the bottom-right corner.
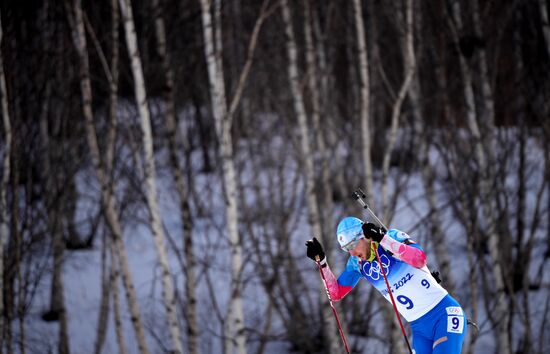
[
  {"x1": 381, "y1": 0, "x2": 416, "y2": 222},
  {"x1": 93, "y1": 1, "x2": 120, "y2": 351},
  {"x1": 304, "y1": 0, "x2": 335, "y2": 255},
  {"x1": 39, "y1": 39, "x2": 70, "y2": 354},
  {"x1": 118, "y1": 0, "x2": 183, "y2": 352},
  {"x1": 94, "y1": 233, "x2": 111, "y2": 354},
  {"x1": 110, "y1": 242, "x2": 129, "y2": 354},
  {"x1": 353, "y1": 0, "x2": 374, "y2": 202},
  {"x1": 67, "y1": 0, "x2": 150, "y2": 352},
  {"x1": 199, "y1": 1, "x2": 255, "y2": 353},
  {"x1": 539, "y1": 0, "x2": 550, "y2": 64},
  {"x1": 407, "y1": 4, "x2": 454, "y2": 290},
  {"x1": 13, "y1": 166, "x2": 25, "y2": 354},
  {"x1": 280, "y1": 1, "x2": 340, "y2": 353},
  {"x1": 151, "y1": 1, "x2": 198, "y2": 352},
  {"x1": 450, "y1": 2, "x2": 511, "y2": 352},
  {"x1": 0, "y1": 11, "x2": 12, "y2": 351},
  {"x1": 513, "y1": 13, "x2": 534, "y2": 353}
]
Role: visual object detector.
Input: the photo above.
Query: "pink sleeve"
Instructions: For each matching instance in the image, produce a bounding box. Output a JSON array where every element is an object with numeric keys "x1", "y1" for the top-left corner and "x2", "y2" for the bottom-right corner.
[
  {"x1": 379, "y1": 235, "x2": 427, "y2": 268},
  {"x1": 319, "y1": 260, "x2": 353, "y2": 301}
]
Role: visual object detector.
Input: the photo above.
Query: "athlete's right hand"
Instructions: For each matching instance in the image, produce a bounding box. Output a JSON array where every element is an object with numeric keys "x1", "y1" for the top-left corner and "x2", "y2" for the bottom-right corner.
[{"x1": 305, "y1": 237, "x2": 325, "y2": 262}]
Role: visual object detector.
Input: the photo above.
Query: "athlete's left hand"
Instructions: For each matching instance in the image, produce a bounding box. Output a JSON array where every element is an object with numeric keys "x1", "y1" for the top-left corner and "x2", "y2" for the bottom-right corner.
[
  {"x1": 362, "y1": 222, "x2": 386, "y2": 243},
  {"x1": 305, "y1": 237, "x2": 325, "y2": 262}
]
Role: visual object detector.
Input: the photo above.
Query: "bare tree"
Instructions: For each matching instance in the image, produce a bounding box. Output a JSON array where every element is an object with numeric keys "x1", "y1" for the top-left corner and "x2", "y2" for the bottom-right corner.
[
  {"x1": 0, "y1": 10, "x2": 12, "y2": 352},
  {"x1": 199, "y1": 1, "x2": 272, "y2": 353},
  {"x1": 110, "y1": 240, "x2": 129, "y2": 354},
  {"x1": 65, "y1": 0, "x2": 150, "y2": 352},
  {"x1": 380, "y1": 0, "x2": 416, "y2": 223},
  {"x1": 353, "y1": 0, "x2": 375, "y2": 203},
  {"x1": 304, "y1": 0, "x2": 336, "y2": 254},
  {"x1": 199, "y1": 0, "x2": 246, "y2": 352},
  {"x1": 539, "y1": 0, "x2": 550, "y2": 67},
  {"x1": 446, "y1": 1, "x2": 510, "y2": 352},
  {"x1": 118, "y1": 0, "x2": 184, "y2": 352},
  {"x1": 85, "y1": 2, "x2": 121, "y2": 353},
  {"x1": 151, "y1": 0, "x2": 198, "y2": 352},
  {"x1": 280, "y1": 1, "x2": 341, "y2": 353},
  {"x1": 406, "y1": 2, "x2": 455, "y2": 292},
  {"x1": 38, "y1": 23, "x2": 71, "y2": 353}
]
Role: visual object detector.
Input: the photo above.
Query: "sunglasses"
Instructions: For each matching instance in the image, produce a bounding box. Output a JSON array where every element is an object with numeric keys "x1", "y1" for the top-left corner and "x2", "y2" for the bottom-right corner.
[{"x1": 341, "y1": 235, "x2": 364, "y2": 252}]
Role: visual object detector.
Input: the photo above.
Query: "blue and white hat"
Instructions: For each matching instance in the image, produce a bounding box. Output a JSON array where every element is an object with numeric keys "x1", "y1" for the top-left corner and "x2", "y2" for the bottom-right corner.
[{"x1": 336, "y1": 216, "x2": 364, "y2": 249}]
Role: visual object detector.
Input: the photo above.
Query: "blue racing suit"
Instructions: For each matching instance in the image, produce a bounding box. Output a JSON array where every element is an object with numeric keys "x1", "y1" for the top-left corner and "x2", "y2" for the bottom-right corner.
[{"x1": 320, "y1": 229, "x2": 467, "y2": 354}]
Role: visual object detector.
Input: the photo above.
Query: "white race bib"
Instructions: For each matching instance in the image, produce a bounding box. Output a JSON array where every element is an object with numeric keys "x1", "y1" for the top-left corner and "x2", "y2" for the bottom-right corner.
[{"x1": 446, "y1": 306, "x2": 465, "y2": 334}]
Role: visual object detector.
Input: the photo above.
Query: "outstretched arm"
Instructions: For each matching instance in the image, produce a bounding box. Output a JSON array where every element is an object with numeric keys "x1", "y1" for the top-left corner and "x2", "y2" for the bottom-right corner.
[
  {"x1": 379, "y1": 235, "x2": 427, "y2": 268},
  {"x1": 362, "y1": 224, "x2": 427, "y2": 268}
]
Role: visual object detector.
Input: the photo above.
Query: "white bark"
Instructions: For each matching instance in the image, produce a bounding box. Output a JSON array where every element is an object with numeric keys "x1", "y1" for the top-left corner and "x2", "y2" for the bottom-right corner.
[
  {"x1": 151, "y1": 0, "x2": 198, "y2": 352},
  {"x1": 280, "y1": 1, "x2": 340, "y2": 353},
  {"x1": 199, "y1": 1, "x2": 255, "y2": 353},
  {"x1": 471, "y1": 0, "x2": 495, "y2": 130},
  {"x1": 539, "y1": 0, "x2": 550, "y2": 62},
  {"x1": 0, "y1": 11, "x2": 12, "y2": 350},
  {"x1": 450, "y1": 2, "x2": 511, "y2": 353},
  {"x1": 68, "y1": 0, "x2": 150, "y2": 352},
  {"x1": 42, "y1": 7, "x2": 70, "y2": 351},
  {"x1": 94, "y1": 233, "x2": 111, "y2": 354},
  {"x1": 110, "y1": 242, "x2": 129, "y2": 354},
  {"x1": 410, "y1": 75, "x2": 454, "y2": 291},
  {"x1": 381, "y1": 0, "x2": 416, "y2": 222},
  {"x1": 118, "y1": 0, "x2": 183, "y2": 352},
  {"x1": 406, "y1": 2, "x2": 454, "y2": 291},
  {"x1": 304, "y1": 0, "x2": 334, "y2": 251},
  {"x1": 353, "y1": 0, "x2": 374, "y2": 203},
  {"x1": 92, "y1": 0, "x2": 120, "y2": 351}
]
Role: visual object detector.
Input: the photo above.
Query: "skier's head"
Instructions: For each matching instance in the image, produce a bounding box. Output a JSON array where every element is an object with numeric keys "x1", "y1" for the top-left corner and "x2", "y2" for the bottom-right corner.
[{"x1": 336, "y1": 216, "x2": 365, "y2": 252}]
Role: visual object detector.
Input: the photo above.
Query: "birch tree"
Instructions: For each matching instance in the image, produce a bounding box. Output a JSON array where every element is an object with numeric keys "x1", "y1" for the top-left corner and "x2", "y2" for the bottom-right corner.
[
  {"x1": 110, "y1": 242, "x2": 129, "y2": 354},
  {"x1": 39, "y1": 38, "x2": 71, "y2": 354},
  {"x1": 151, "y1": 0, "x2": 198, "y2": 351},
  {"x1": 303, "y1": 0, "x2": 336, "y2": 258},
  {"x1": 448, "y1": 1, "x2": 511, "y2": 352},
  {"x1": 280, "y1": 1, "x2": 341, "y2": 353},
  {"x1": 199, "y1": 1, "x2": 272, "y2": 353},
  {"x1": 199, "y1": 1, "x2": 245, "y2": 352},
  {"x1": 0, "y1": 11, "x2": 12, "y2": 351},
  {"x1": 86, "y1": 2, "x2": 121, "y2": 352},
  {"x1": 353, "y1": 0, "x2": 375, "y2": 203},
  {"x1": 118, "y1": 0, "x2": 183, "y2": 352},
  {"x1": 539, "y1": 0, "x2": 550, "y2": 71},
  {"x1": 407, "y1": 4, "x2": 454, "y2": 292},
  {"x1": 65, "y1": 0, "x2": 150, "y2": 353},
  {"x1": 380, "y1": 0, "x2": 416, "y2": 223}
]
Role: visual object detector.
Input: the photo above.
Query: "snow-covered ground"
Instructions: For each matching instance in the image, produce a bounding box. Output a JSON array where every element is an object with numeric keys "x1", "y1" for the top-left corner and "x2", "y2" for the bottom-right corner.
[{"x1": 16, "y1": 122, "x2": 550, "y2": 354}]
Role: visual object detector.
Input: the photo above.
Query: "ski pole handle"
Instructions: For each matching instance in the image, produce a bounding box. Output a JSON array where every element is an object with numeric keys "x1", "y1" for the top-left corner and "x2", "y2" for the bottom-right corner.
[{"x1": 352, "y1": 188, "x2": 388, "y2": 230}]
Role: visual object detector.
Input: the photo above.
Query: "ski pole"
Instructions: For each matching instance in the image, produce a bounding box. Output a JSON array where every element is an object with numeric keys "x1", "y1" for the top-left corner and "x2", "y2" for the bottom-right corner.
[
  {"x1": 315, "y1": 255, "x2": 351, "y2": 354},
  {"x1": 351, "y1": 188, "x2": 387, "y2": 230},
  {"x1": 373, "y1": 248, "x2": 414, "y2": 354},
  {"x1": 351, "y1": 189, "x2": 413, "y2": 354}
]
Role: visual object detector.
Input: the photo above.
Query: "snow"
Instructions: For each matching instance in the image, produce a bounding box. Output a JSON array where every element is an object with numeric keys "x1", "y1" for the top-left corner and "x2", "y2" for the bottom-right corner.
[{"x1": 16, "y1": 120, "x2": 550, "y2": 354}]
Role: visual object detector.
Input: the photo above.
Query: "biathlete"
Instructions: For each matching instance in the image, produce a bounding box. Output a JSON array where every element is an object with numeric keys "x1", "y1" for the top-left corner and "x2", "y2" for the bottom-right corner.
[{"x1": 306, "y1": 216, "x2": 467, "y2": 354}]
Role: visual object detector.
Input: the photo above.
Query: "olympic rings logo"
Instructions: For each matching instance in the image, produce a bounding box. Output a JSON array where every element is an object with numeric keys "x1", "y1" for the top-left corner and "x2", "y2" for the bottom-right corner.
[{"x1": 362, "y1": 254, "x2": 391, "y2": 280}]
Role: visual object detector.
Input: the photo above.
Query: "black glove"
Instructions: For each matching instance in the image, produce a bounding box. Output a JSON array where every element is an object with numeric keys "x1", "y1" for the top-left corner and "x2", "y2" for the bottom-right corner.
[
  {"x1": 361, "y1": 222, "x2": 386, "y2": 243},
  {"x1": 305, "y1": 237, "x2": 325, "y2": 262},
  {"x1": 431, "y1": 271, "x2": 442, "y2": 284}
]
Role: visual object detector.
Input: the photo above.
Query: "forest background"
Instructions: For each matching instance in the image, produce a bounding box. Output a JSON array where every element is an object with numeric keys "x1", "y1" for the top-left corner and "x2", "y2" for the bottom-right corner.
[{"x1": 0, "y1": 0, "x2": 549, "y2": 354}]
